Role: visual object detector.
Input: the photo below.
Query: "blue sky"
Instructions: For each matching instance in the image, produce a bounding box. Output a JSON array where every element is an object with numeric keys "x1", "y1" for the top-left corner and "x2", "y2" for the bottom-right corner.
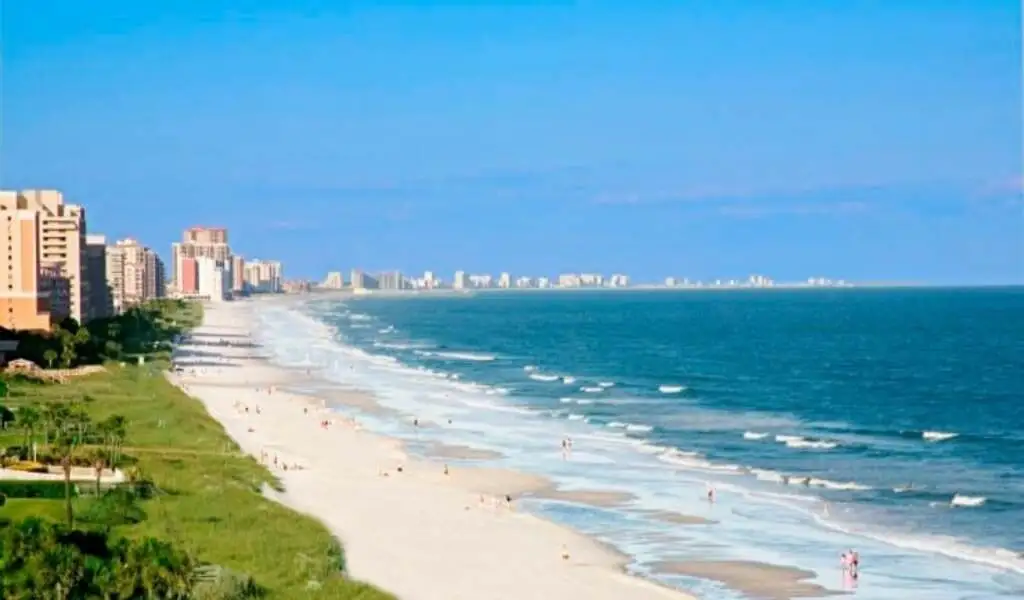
[{"x1": 4, "y1": 0, "x2": 1022, "y2": 283}]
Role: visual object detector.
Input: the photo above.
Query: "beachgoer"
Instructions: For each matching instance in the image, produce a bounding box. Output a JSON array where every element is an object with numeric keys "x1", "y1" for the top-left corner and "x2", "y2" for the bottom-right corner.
[
  {"x1": 706, "y1": 484, "x2": 716, "y2": 503},
  {"x1": 851, "y1": 549, "x2": 860, "y2": 575},
  {"x1": 413, "y1": 418, "x2": 419, "y2": 427},
  {"x1": 561, "y1": 545, "x2": 570, "y2": 561},
  {"x1": 443, "y1": 464, "x2": 449, "y2": 476}
]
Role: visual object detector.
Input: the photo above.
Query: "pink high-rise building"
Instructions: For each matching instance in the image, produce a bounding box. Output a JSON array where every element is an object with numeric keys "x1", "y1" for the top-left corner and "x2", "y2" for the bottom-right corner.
[{"x1": 179, "y1": 257, "x2": 199, "y2": 294}]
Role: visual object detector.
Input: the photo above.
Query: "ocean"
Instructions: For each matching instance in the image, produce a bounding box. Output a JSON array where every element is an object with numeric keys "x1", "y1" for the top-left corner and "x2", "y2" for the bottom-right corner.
[{"x1": 252, "y1": 288, "x2": 1024, "y2": 599}]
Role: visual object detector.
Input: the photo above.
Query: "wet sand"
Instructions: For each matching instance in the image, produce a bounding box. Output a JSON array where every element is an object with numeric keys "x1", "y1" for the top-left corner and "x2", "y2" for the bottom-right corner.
[
  {"x1": 530, "y1": 488, "x2": 637, "y2": 507},
  {"x1": 423, "y1": 441, "x2": 504, "y2": 461},
  {"x1": 652, "y1": 560, "x2": 843, "y2": 599}
]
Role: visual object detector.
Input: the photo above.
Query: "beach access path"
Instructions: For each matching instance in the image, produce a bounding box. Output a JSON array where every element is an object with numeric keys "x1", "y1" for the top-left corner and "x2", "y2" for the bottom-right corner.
[{"x1": 169, "y1": 301, "x2": 695, "y2": 600}]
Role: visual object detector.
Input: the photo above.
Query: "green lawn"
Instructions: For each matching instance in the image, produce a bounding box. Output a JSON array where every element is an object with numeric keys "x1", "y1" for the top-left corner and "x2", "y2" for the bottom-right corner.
[{"x1": 0, "y1": 365, "x2": 393, "y2": 600}]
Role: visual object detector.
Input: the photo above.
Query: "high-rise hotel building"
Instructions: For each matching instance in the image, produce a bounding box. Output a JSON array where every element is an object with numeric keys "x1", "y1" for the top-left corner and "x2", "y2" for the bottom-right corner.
[
  {"x1": 106, "y1": 238, "x2": 166, "y2": 313},
  {"x1": 0, "y1": 190, "x2": 88, "y2": 329},
  {"x1": 171, "y1": 226, "x2": 231, "y2": 294}
]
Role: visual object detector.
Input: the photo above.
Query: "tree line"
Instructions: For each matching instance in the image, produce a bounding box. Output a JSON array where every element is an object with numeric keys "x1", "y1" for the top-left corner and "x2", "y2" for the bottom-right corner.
[{"x1": 0, "y1": 299, "x2": 199, "y2": 369}]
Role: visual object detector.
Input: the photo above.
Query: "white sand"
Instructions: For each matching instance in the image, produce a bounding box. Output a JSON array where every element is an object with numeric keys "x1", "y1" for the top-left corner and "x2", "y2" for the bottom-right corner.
[{"x1": 170, "y1": 302, "x2": 694, "y2": 600}]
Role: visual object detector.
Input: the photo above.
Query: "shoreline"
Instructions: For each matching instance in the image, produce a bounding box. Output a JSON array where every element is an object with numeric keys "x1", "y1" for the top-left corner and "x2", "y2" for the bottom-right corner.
[{"x1": 171, "y1": 302, "x2": 698, "y2": 600}]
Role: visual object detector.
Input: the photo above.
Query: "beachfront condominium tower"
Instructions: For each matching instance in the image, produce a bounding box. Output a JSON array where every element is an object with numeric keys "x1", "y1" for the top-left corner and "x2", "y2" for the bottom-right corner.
[
  {"x1": 0, "y1": 190, "x2": 88, "y2": 324},
  {"x1": 196, "y1": 256, "x2": 230, "y2": 301},
  {"x1": 84, "y1": 235, "x2": 114, "y2": 321},
  {"x1": 322, "y1": 272, "x2": 344, "y2": 289},
  {"x1": 171, "y1": 226, "x2": 231, "y2": 292},
  {"x1": 379, "y1": 271, "x2": 405, "y2": 290},
  {"x1": 231, "y1": 255, "x2": 245, "y2": 294},
  {"x1": 243, "y1": 259, "x2": 283, "y2": 293},
  {"x1": 453, "y1": 270, "x2": 467, "y2": 290},
  {"x1": 107, "y1": 238, "x2": 167, "y2": 312},
  {"x1": 0, "y1": 198, "x2": 68, "y2": 330}
]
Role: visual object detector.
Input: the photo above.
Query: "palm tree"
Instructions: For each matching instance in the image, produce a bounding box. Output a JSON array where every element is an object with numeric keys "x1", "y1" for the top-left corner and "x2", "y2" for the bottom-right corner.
[
  {"x1": 88, "y1": 448, "x2": 109, "y2": 496},
  {"x1": 50, "y1": 402, "x2": 92, "y2": 528},
  {"x1": 97, "y1": 415, "x2": 127, "y2": 468},
  {"x1": 43, "y1": 349, "x2": 58, "y2": 369},
  {"x1": 15, "y1": 405, "x2": 41, "y2": 461}
]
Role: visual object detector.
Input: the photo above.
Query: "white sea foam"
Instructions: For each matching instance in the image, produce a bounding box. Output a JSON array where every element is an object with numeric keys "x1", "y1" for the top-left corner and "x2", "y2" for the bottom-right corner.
[
  {"x1": 751, "y1": 468, "x2": 785, "y2": 483},
  {"x1": 559, "y1": 398, "x2": 573, "y2": 404},
  {"x1": 435, "y1": 351, "x2": 496, "y2": 362},
  {"x1": 523, "y1": 365, "x2": 538, "y2": 372},
  {"x1": 923, "y1": 430, "x2": 959, "y2": 442},
  {"x1": 580, "y1": 386, "x2": 604, "y2": 393},
  {"x1": 774, "y1": 434, "x2": 837, "y2": 450},
  {"x1": 349, "y1": 313, "x2": 373, "y2": 321},
  {"x1": 951, "y1": 494, "x2": 986, "y2": 508},
  {"x1": 806, "y1": 478, "x2": 870, "y2": 491},
  {"x1": 786, "y1": 438, "x2": 837, "y2": 450},
  {"x1": 658, "y1": 385, "x2": 685, "y2": 394},
  {"x1": 598, "y1": 381, "x2": 615, "y2": 388},
  {"x1": 607, "y1": 421, "x2": 628, "y2": 429},
  {"x1": 743, "y1": 431, "x2": 769, "y2": 440},
  {"x1": 373, "y1": 341, "x2": 430, "y2": 350},
  {"x1": 378, "y1": 326, "x2": 395, "y2": 334},
  {"x1": 567, "y1": 413, "x2": 586, "y2": 421},
  {"x1": 562, "y1": 376, "x2": 576, "y2": 384},
  {"x1": 529, "y1": 373, "x2": 560, "y2": 382},
  {"x1": 625, "y1": 423, "x2": 653, "y2": 433}
]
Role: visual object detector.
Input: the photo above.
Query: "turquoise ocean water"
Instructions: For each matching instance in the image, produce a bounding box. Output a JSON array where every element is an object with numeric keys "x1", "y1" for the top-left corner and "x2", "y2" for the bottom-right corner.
[{"x1": 253, "y1": 288, "x2": 1024, "y2": 599}]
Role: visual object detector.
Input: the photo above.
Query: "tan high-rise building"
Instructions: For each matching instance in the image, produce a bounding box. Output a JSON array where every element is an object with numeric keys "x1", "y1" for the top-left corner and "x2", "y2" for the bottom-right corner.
[
  {"x1": 231, "y1": 255, "x2": 245, "y2": 293},
  {"x1": 0, "y1": 190, "x2": 86, "y2": 325},
  {"x1": 184, "y1": 226, "x2": 228, "y2": 245},
  {"x1": 0, "y1": 202, "x2": 62, "y2": 331},
  {"x1": 243, "y1": 259, "x2": 283, "y2": 293},
  {"x1": 107, "y1": 238, "x2": 166, "y2": 312}
]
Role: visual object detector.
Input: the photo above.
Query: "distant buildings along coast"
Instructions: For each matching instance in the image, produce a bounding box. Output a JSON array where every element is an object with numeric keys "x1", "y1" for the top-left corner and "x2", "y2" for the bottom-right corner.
[
  {"x1": 170, "y1": 226, "x2": 283, "y2": 302},
  {"x1": 316, "y1": 269, "x2": 852, "y2": 293}
]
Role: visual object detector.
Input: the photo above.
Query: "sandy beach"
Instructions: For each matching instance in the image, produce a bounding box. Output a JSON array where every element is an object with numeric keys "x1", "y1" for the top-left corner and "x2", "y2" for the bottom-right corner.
[{"x1": 169, "y1": 301, "x2": 697, "y2": 600}]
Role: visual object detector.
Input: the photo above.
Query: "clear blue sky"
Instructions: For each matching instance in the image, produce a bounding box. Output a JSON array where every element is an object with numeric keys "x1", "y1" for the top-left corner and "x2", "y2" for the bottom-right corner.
[{"x1": 4, "y1": 1, "x2": 1021, "y2": 283}]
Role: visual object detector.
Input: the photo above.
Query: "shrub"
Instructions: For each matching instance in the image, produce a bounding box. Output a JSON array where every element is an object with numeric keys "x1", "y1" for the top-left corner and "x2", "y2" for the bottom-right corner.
[
  {"x1": 79, "y1": 487, "x2": 147, "y2": 526},
  {"x1": 192, "y1": 566, "x2": 266, "y2": 600},
  {"x1": 0, "y1": 517, "x2": 196, "y2": 599},
  {"x1": 2, "y1": 446, "x2": 28, "y2": 460},
  {"x1": 0, "y1": 480, "x2": 76, "y2": 499},
  {"x1": 6, "y1": 461, "x2": 49, "y2": 474}
]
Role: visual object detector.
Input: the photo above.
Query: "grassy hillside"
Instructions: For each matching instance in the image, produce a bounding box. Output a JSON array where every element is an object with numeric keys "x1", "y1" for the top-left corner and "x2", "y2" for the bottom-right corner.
[{"x1": 0, "y1": 303, "x2": 392, "y2": 599}]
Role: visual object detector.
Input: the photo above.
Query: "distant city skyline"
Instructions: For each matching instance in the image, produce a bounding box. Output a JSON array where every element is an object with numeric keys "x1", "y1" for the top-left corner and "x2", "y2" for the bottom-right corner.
[
  {"x1": 3, "y1": 2, "x2": 1021, "y2": 284},
  {"x1": 323, "y1": 268, "x2": 850, "y2": 291}
]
